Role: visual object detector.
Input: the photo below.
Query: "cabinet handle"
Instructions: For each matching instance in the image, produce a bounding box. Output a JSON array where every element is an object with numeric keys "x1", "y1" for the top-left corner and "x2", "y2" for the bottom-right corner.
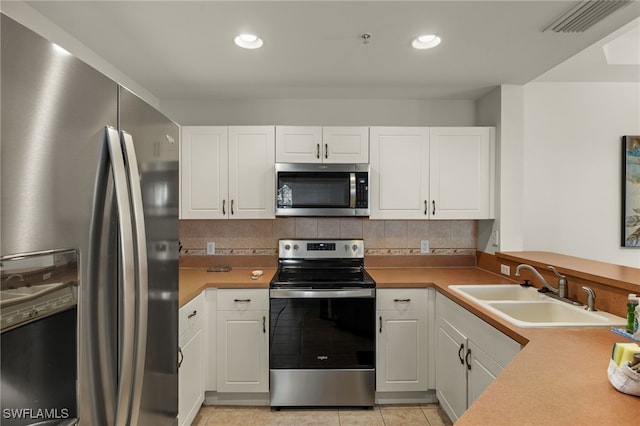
[
  {"x1": 231, "y1": 199, "x2": 234, "y2": 215},
  {"x1": 393, "y1": 298, "x2": 411, "y2": 303},
  {"x1": 234, "y1": 298, "x2": 251, "y2": 303},
  {"x1": 424, "y1": 200, "x2": 428, "y2": 215},
  {"x1": 379, "y1": 316, "x2": 382, "y2": 333},
  {"x1": 465, "y1": 348, "x2": 472, "y2": 370},
  {"x1": 222, "y1": 199, "x2": 226, "y2": 215},
  {"x1": 324, "y1": 143, "x2": 328, "y2": 159},
  {"x1": 187, "y1": 310, "x2": 197, "y2": 319},
  {"x1": 263, "y1": 316, "x2": 266, "y2": 333},
  {"x1": 316, "y1": 144, "x2": 320, "y2": 159},
  {"x1": 178, "y1": 347, "x2": 184, "y2": 368},
  {"x1": 458, "y1": 343, "x2": 465, "y2": 365},
  {"x1": 432, "y1": 200, "x2": 436, "y2": 215}
]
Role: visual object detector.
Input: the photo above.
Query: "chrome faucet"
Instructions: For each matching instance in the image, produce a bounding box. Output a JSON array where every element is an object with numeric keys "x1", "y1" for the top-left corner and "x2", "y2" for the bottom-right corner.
[{"x1": 514, "y1": 264, "x2": 571, "y2": 297}]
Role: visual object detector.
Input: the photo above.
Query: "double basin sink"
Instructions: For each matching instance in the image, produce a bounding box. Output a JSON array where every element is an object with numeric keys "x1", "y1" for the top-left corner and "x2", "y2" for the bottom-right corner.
[{"x1": 449, "y1": 284, "x2": 627, "y2": 328}]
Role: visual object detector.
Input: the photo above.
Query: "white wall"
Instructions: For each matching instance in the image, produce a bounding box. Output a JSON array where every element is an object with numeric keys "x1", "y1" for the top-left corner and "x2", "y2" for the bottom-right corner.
[
  {"x1": 476, "y1": 85, "x2": 525, "y2": 255},
  {"x1": 160, "y1": 98, "x2": 476, "y2": 126},
  {"x1": 523, "y1": 82, "x2": 640, "y2": 267}
]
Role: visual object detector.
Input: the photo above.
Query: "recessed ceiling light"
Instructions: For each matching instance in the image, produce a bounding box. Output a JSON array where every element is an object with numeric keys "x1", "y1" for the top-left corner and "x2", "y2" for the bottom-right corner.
[
  {"x1": 234, "y1": 33, "x2": 264, "y2": 49},
  {"x1": 412, "y1": 34, "x2": 441, "y2": 50}
]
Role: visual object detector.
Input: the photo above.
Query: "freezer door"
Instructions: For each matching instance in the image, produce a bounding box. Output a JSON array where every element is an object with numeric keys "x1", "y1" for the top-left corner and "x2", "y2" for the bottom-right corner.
[
  {"x1": 1, "y1": 14, "x2": 119, "y2": 426},
  {"x1": 119, "y1": 87, "x2": 179, "y2": 425}
]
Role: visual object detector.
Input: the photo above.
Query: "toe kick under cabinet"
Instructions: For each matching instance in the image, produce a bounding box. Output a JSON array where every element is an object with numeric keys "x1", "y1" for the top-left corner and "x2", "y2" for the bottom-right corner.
[{"x1": 435, "y1": 293, "x2": 521, "y2": 423}]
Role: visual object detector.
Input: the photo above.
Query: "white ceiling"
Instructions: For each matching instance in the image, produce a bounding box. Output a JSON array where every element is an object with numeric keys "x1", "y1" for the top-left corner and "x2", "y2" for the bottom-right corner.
[{"x1": 25, "y1": 0, "x2": 640, "y2": 101}]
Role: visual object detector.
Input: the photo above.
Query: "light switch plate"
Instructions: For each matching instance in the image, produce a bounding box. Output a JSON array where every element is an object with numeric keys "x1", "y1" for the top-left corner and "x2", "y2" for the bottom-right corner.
[{"x1": 420, "y1": 240, "x2": 430, "y2": 254}]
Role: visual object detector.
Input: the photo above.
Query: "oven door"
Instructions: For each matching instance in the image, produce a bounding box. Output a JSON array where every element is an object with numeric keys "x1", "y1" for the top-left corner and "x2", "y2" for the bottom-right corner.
[{"x1": 269, "y1": 288, "x2": 375, "y2": 407}]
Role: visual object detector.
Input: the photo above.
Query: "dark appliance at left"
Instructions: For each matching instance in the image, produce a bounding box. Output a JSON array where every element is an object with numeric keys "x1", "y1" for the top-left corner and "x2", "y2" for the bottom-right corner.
[{"x1": 1, "y1": 14, "x2": 180, "y2": 426}]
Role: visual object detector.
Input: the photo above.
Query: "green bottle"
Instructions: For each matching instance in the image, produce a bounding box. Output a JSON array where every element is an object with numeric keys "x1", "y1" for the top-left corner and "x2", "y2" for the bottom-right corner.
[{"x1": 627, "y1": 294, "x2": 638, "y2": 333}]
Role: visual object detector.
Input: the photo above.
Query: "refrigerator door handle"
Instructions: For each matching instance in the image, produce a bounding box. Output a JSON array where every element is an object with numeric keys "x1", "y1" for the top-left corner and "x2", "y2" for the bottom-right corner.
[
  {"x1": 120, "y1": 130, "x2": 149, "y2": 426},
  {"x1": 104, "y1": 126, "x2": 137, "y2": 426}
]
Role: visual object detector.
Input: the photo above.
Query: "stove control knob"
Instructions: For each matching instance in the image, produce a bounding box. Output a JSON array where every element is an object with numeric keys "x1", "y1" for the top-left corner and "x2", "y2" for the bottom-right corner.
[
  {"x1": 284, "y1": 244, "x2": 291, "y2": 251},
  {"x1": 344, "y1": 244, "x2": 350, "y2": 252},
  {"x1": 293, "y1": 244, "x2": 299, "y2": 251},
  {"x1": 352, "y1": 244, "x2": 359, "y2": 252}
]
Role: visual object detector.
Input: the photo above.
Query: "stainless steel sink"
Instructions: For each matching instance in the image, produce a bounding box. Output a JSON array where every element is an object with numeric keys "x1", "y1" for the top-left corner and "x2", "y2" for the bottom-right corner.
[{"x1": 448, "y1": 284, "x2": 627, "y2": 328}]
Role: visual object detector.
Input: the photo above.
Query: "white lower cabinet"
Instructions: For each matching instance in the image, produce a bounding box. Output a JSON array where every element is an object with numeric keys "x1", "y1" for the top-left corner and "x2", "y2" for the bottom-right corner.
[
  {"x1": 376, "y1": 289, "x2": 430, "y2": 392},
  {"x1": 216, "y1": 289, "x2": 269, "y2": 393},
  {"x1": 178, "y1": 293, "x2": 205, "y2": 426},
  {"x1": 204, "y1": 289, "x2": 217, "y2": 391},
  {"x1": 436, "y1": 293, "x2": 520, "y2": 423}
]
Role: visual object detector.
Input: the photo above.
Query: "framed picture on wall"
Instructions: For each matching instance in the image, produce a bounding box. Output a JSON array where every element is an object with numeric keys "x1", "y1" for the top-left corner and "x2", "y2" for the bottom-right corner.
[{"x1": 623, "y1": 135, "x2": 640, "y2": 247}]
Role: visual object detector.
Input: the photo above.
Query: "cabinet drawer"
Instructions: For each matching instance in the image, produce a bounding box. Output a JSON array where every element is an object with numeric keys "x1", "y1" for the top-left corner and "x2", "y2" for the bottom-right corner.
[
  {"x1": 179, "y1": 293, "x2": 204, "y2": 339},
  {"x1": 217, "y1": 289, "x2": 269, "y2": 311},
  {"x1": 377, "y1": 288, "x2": 428, "y2": 311}
]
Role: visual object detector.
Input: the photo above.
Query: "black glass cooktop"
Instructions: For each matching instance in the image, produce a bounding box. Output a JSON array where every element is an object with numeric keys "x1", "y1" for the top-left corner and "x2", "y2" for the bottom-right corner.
[{"x1": 270, "y1": 263, "x2": 375, "y2": 289}]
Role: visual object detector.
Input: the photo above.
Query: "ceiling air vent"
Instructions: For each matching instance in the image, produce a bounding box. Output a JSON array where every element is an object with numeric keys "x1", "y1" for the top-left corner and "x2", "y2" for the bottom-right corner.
[{"x1": 544, "y1": 0, "x2": 632, "y2": 33}]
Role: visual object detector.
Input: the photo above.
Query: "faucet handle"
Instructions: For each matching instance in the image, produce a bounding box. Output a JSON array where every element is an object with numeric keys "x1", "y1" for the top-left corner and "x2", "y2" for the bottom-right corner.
[
  {"x1": 581, "y1": 286, "x2": 596, "y2": 311},
  {"x1": 547, "y1": 266, "x2": 567, "y2": 283}
]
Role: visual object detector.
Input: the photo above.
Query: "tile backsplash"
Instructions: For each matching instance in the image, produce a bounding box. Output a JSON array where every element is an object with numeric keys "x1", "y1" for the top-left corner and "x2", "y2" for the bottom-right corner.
[{"x1": 179, "y1": 218, "x2": 477, "y2": 257}]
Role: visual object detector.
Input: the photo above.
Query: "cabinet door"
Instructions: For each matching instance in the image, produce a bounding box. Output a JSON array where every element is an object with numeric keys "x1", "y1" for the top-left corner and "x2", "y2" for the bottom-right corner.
[
  {"x1": 369, "y1": 127, "x2": 430, "y2": 219},
  {"x1": 467, "y1": 340, "x2": 503, "y2": 408},
  {"x1": 216, "y1": 310, "x2": 269, "y2": 393},
  {"x1": 228, "y1": 126, "x2": 275, "y2": 219},
  {"x1": 436, "y1": 317, "x2": 467, "y2": 423},
  {"x1": 275, "y1": 126, "x2": 322, "y2": 163},
  {"x1": 178, "y1": 328, "x2": 203, "y2": 426},
  {"x1": 204, "y1": 289, "x2": 217, "y2": 391},
  {"x1": 322, "y1": 126, "x2": 369, "y2": 163},
  {"x1": 376, "y1": 310, "x2": 428, "y2": 392},
  {"x1": 181, "y1": 126, "x2": 228, "y2": 219},
  {"x1": 429, "y1": 127, "x2": 494, "y2": 219}
]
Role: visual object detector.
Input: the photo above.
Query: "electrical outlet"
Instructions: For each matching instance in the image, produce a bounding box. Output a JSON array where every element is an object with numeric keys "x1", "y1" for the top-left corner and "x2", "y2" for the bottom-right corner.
[
  {"x1": 500, "y1": 264, "x2": 510, "y2": 276},
  {"x1": 206, "y1": 241, "x2": 215, "y2": 255},
  {"x1": 420, "y1": 240, "x2": 430, "y2": 254}
]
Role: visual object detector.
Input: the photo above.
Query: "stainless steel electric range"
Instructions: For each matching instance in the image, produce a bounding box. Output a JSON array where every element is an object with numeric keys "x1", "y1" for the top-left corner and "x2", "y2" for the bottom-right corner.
[{"x1": 269, "y1": 239, "x2": 376, "y2": 407}]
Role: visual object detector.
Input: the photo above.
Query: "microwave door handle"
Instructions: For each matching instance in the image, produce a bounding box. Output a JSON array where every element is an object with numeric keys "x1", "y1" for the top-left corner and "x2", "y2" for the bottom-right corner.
[
  {"x1": 104, "y1": 126, "x2": 136, "y2": 426},
  {"x1": 350, "y1": 172, "x2": 356, "y2": 208},
  {"x1": 119, "y1": 130, "x2": 148, "y2": 426}
]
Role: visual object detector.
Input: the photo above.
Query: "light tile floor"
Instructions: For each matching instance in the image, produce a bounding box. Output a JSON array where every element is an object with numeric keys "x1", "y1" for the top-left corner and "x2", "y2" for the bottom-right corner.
[{"x1": 193, "y1": 404, "x2": 453, "y2": 426}]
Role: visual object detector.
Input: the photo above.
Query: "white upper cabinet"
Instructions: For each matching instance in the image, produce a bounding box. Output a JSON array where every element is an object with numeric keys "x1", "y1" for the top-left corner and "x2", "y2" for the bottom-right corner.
[
  {"x1": 228, "y1": 126, "x2": 276, "y2": 219},
  {"x1": 369, "y1": 127, "x2": 430, "y2": 219},
  {"x1": 322, "y1": 126, "x2": 369, "y2": 163},
  {"x1": 181, "y1": 126, "x2": 275, "y2": 219},
  {"x1": 429, "y1": 127, "x2": 495, "y2": 220},
  {"x1": 370, "y1": 126, "x2": 495, "y2": 220},
  {"x1": 181, "y1": 126, "x2": 228, "y2": 219},
  {"x1": 275, "y1": 126, "x2": 369, "y2": 163}
]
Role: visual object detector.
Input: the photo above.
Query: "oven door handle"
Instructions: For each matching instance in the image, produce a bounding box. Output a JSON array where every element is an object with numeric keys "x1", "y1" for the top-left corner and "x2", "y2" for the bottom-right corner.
[{"x1": 270, "y1": 288, "x2": 375, "y2": 298}]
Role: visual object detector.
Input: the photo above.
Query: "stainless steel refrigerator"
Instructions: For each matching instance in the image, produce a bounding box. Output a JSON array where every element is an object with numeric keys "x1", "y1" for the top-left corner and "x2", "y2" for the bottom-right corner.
[{"x1": 1, "y1": 14, "x2": 179, "y2": 426}]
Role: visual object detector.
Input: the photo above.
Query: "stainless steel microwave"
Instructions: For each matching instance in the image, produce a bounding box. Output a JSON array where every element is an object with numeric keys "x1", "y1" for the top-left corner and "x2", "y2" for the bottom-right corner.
[{"x1": 275, "y1": 163, "x2": 370, "y2": 217}]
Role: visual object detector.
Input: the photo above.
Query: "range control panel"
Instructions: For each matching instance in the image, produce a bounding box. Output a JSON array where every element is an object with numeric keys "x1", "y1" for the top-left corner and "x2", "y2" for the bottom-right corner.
[{"x1": 278, "y1": 239, "x2": 364, "y2": 259}]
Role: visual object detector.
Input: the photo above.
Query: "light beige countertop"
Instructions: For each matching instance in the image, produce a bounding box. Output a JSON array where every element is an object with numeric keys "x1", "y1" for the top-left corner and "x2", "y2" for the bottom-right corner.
[{"x1": 179, "y1": 264, "x2": 638, "y2": 425}]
